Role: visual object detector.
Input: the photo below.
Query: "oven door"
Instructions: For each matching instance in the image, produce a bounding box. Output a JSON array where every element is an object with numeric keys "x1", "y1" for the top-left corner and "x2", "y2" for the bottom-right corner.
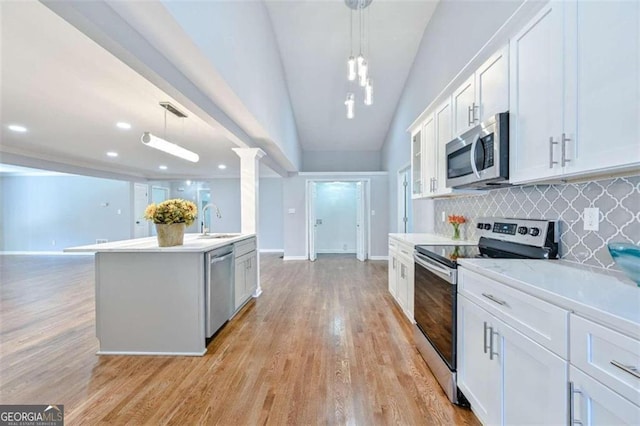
[{"x1": 413, "y1": 251, "x2": 457, "y2": 370}]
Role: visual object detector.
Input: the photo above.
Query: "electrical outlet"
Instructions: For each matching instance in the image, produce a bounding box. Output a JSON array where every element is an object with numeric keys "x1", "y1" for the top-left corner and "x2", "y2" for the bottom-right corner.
[
  {"x1": 96, "y1": 239, "x2": 108, "y2": 244},
  {"x1": 288, "y1": 208, "x2": 296, "y2": 214},
  {"x1": 117, "y1": 209, "x2": 122, "y2": 215},
  {"x1": 442, "y1": 211, "x2": 446, "y2": 222},
  {"x1": 51, "y1": 240, "x2": 56, "y2": 246},
  {"x1": 371, "y1": 210, "x2": 376, "y2": 216},
  {"x1": 583, "y1": 208, "x2": 600, "y2": 231}
]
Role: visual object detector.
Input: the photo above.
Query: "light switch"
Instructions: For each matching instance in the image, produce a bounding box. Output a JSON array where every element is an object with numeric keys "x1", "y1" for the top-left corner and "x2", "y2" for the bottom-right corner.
[
  {"x1": 117, "y1": 209, "x2": 122, "y2": 215},
  {"x1": 371, "y1": 210, "x2": 376, "y2": 216},
  {"x1": 583, "y1": 208, "x2": 600, "y2": 231},
  {"x1": 288, "y1": 208, "x2": 296, "y2": 214}
]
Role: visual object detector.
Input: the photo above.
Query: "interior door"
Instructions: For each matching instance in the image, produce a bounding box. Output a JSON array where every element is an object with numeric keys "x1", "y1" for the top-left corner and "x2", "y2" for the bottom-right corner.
[
  {"x1": 308, "y1": 181, "x2": 317, "y2": 261},
  {"x1": 150, "y1": 186, "x2": 169, "y2": 236},
  {"x1": 356, "y1": 181, "x2": 366, "y2": 262},
  {"x1": 133, "y1": 183, "x2": 149, "y2": 238}
]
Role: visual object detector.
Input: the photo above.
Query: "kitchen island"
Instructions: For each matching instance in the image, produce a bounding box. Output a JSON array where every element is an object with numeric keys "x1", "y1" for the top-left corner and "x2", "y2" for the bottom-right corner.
[{"x1": 66, "y1": 233, "x2": 256, "y2": 356}]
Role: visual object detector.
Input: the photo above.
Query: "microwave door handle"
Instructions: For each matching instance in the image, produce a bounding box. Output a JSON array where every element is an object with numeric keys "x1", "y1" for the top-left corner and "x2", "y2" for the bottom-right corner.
[{"x1": 470, "y1": 134, "x2": 481, "y2": 178}]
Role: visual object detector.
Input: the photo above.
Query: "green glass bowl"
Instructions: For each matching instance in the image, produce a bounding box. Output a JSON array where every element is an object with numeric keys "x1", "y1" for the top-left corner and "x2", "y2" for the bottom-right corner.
[{"x1": 607, "y1": 242, "x2": 640, "y2": 286}]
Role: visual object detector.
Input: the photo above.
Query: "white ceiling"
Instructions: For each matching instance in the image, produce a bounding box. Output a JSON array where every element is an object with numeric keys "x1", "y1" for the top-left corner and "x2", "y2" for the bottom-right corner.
[
  {"x1": 0, "y1": 1, "x2": 269, "y2": 180},
  {"x1": 265, "y1": 0, "x2": 437, "y2": 151}
]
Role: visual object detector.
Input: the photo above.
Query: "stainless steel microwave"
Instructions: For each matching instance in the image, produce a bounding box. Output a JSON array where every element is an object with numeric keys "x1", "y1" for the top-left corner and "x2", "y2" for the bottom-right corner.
[{"x1": 445, "y1": 112, "x2": 509, "y2": 189}]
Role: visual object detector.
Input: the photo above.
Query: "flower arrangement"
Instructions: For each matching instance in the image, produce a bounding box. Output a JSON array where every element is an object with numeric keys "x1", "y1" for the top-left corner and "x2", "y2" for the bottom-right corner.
[
  {"x1": 144, "y1": 199, "x2": 198, "y2": 226},
  {"x1": 448, "y1": 215, "x2": 466, "y2": 240}
]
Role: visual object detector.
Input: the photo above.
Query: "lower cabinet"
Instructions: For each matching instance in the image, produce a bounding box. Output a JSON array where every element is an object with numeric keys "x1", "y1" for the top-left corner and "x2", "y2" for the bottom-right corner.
[
  {"x1": 234, "y1": 250, "x2": 257, "y2": 311},
  {"x1": 387, "y1": 238, "x2": 414, "y2": 323},
  {"x1": 458, "y1": 294, "x2": 567, "y2": 425}
]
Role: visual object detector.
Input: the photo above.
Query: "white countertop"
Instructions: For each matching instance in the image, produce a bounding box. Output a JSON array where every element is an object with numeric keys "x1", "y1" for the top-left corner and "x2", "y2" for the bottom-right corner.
[
  {"x1": 65, "y1": 233, "x2": 255, "y2": 253},
  {"x1": 389, "y1": 233, "x2": 478, "y2": 247},
  {"x1": 458, "y1": 258, "x2": 640, "y2": 338}
]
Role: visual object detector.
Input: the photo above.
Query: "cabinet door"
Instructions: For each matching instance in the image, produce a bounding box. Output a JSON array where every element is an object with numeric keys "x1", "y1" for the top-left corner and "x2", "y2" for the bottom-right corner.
[
  {"x1": 570, "y1": 366, "x2": 640, "y2": 426},
  {"x1": 245, "y1": 252, "x2": 257, "y2": 300},
  {"x1": 422, "y1": 113, "x2": 437, "y2": 195},
  {"x1": 509, "y1": 2, "x2": 565, "y2": 184},
  {"x1": 234, "y1": 257, "x2": 245, "y2": 310},
  {"x1": 499, "y1": 318, "x2": 568, "y2": 426},
  {"x1": 457, "y1": 296, "x2": 501, "y2": 426},
  {"x1": 411, "y1": 128, "x2": 423, "y2": 198},
  {"x1": 476, "y1": 45, "x2": 509, "y2": 123},
  {"x1": 397, "y1": 260, "x2": 409, "y2": 312},
  {"x1": 434, "y1": 98, "x2": 453, "y2": 195},
  {"x1": 388, "y1": 253, "x2": 398, "y2": 297},
  {"x1": 565, "y1": 0, "x2": 640, "y2": 175},
  {"x1": 453, "y1": 74, "x2": 476, "y2": 136}
]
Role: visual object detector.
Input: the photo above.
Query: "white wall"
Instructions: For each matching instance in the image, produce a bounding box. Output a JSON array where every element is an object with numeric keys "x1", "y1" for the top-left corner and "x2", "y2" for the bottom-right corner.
[
  {"x1": 381, "y1": 0, "x2": 523, "y2": 233},
  {"x1": 282, "y1": 173, "x2": 388, "y2": 259},
  {"x1": 315, "y1": 182, "x2": 357, "y2": 253},
  {"x1": 302, "y1": 150, "x2": 381, "y2": 172},
  {"x1": 1, "y1": 175, "x2": 132, "y2": 251}
]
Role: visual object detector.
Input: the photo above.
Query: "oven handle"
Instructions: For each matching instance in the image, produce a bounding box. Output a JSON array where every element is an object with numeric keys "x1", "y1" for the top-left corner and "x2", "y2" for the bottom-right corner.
[
  {"x1": 470, "y1": 133, "x2": 481, "y2": 178},
  {"x1": 413, "y1": 252, "x2": 456, "y2": 284}
]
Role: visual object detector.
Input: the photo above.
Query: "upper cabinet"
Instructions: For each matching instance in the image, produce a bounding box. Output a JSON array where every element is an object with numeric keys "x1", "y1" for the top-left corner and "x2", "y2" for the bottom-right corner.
[
  {"x1": 422, "y1": 113, "x2": 437, "y2": 196},
  {"x1": 476, "y1": 46, "x2": 509, "y2": 124},
  {"x1": 510, "y1": 0, "x2": 640, "y2": 184},
  {"x1": 453, "y1": 74, "x2": 477, "y2": 136},
  {"x1": 433, "y1": 98, "x2": 453, "y2": 196},
  {"x1": 411, "y1": 127, "x2": 423, "y2": 198}
]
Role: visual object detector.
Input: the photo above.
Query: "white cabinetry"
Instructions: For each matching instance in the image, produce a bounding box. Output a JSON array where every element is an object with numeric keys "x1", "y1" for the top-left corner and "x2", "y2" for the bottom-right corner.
[
  {"x1": 569, "y1": 314, "x2": 640, "y2": 425},
  {"x1": 453, "y1": 75, "x2": 477, "y2": 136},
  {"x1": 510, "y1": 0, "x2": 640, "y2": 184},
  {"x1": 387, "y1": 237, "x2": 414, "y2": 323},
  {"x1": 458, "y1": 268, "x2": 568, "y2": 425},
  {"x1": 422, "y1": 114, "x2": 436, "y2": 197},
  {"x1": 411, "y1": 128, "x2": 423, "y2": 198},
  {"x1": 234, "y1": 237, "x2": 257, "y2": 312}
]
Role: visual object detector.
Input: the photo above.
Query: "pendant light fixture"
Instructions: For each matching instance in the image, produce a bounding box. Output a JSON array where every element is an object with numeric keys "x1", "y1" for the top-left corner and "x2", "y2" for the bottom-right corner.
[
  {"x1": 344, "y1": 0, "x2": 373, "y2": 118},
  {"x1": 142, "y1": 102, "x2": 200, "y2": 163}
]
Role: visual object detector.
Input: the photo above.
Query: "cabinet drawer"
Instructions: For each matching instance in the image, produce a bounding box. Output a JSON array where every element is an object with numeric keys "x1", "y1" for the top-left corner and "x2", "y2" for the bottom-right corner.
[
  {"x1": 570, "y1": 314, "x2": 640, "y2": 406},
  {"x1": 459, "y1": 268, "x2": 569, "y2": 358},
  {"x1": 234, "y1": 237, "x2": 256, "y2": 257}
]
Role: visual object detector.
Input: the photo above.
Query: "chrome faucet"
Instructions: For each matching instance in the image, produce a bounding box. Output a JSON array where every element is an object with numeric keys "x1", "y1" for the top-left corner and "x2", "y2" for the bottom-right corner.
[{"x1": 201, "y1": 203, "x2": 222, "y2": 235}]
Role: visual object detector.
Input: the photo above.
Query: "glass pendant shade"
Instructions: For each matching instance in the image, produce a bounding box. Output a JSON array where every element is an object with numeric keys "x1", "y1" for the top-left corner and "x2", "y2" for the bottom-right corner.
[
  {"x1": 364, "y1": 78, "x2": 373, "y2": 105},
  {"x1": 347, "y1": 56, "x2": 356, "y2": 81},
  {"x1": 345, "y1": 93, "x2": 355, "y2": 119},
  {"x1": 358, "y1": 59, "x2": 368, "y2": 87}
]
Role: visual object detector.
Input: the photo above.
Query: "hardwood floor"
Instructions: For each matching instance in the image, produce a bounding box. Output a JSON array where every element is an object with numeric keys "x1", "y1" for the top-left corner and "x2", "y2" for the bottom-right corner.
[{"x1": 0, "y1": 253, "x2": 478, "y2": 425}]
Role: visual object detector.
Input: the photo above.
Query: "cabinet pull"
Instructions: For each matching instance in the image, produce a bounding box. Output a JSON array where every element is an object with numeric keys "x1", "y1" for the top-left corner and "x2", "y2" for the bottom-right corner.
[
  {"x1": 400, "y1": 265, "x2": 405, "y2": 279},
  {"x1": 481, "y1": 292, "x2": 508, "y2": 306},
  {"x1": 549, "y1": 137, "x2": 559, "y2": 168},
  {"x1": 468, "y1": 105, "x2": 474, "y2": 126},
  {"x1": 483, "y1": 321, "x2": 489, "y2": 354},
  {"x1": 433, "y1": 178, "x2": 437, "y2": 192},
  {"x1": 489, "y1": 327, "x2": 499, "y2": 360},
  {"x1": 610, "y1": 360, "x2": 640, "y2": 379},
  {"x1": 471, "y1": 102, "x2": 479, "y2": 123},
  {"x1": 569, "y1": 382, "x2": 583, "y2": 425},
  {"x1": 561, "y1": 133, "x2": 571, "y2": 167},
  {"x1": 392, "y1": 258, "x2": 396, "y2": 269}
]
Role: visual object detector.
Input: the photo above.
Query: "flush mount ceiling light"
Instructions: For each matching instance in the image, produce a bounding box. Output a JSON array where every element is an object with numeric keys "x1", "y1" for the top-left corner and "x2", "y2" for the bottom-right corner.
[
  {"x1": 218, "y1": 164, "x2": 227, "y2": 170},
  {"x1": 8, "y1": 124, "x2": 27, "y2": 132},
  {"x1": 344, "y1": 0, "x2": 374, "y2": 117},
  {"x1": 106, "y1": 151, "x2": 119, "y2": 157},
  {"x1": 159, "y1": 165, "x2": 168, "y2": 170},
  {"x1": 141, "y1": 102, "x2": 199, "y2": 163},
  {"x1": 116, "y1": 122, "x2": 131, "y2": 130}
]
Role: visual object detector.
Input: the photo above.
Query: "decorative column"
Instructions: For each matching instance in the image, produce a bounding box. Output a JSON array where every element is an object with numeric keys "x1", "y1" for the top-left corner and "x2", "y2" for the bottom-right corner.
[{"x1": 232, "y1": 148, "x2": 266, "y2": 297}]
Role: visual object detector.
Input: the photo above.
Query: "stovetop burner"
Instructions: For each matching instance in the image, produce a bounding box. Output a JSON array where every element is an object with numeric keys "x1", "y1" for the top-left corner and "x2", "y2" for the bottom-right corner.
[{"x1": 415, "y1": 245, "x2": 480, "y2": 269}]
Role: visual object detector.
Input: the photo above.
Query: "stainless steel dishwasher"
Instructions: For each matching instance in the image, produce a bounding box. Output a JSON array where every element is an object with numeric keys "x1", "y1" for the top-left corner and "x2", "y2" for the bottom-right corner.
[{"x1": 205, "y1": 246, "x2": 234, "y2": 338}]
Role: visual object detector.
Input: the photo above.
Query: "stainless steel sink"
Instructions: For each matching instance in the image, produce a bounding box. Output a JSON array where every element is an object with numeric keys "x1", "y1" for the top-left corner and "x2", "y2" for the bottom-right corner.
[{"x1": 197, "y1": 233, "x2": 241, "y2": 239}]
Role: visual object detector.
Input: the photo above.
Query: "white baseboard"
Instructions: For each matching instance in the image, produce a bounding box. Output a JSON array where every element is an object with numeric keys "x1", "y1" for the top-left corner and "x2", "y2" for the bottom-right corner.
[
  {"x1": 282, "y1": 256, "x2": 308, "y2": 261},
  {"x1": 259, "y1": 249, "x2": 284, "y2": 253},
  {"x1": 369, "y1": 255, "x2": 389, "y2": 261},
  {"x1": 0, "y1": 251, "x2": 94, "y2": 256},
  {"x1": 316, "y1": 249, "x2": 356, "y2": 254}
]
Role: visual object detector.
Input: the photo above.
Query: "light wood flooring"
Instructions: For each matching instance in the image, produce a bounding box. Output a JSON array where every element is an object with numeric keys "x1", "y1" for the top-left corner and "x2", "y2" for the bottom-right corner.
[{"x1": 0, "y1": 253, "x2": 478, "y2": 425}]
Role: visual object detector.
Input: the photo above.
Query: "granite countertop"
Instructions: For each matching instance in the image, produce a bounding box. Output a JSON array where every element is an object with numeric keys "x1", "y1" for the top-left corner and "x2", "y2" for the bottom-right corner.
[
  {"x1": 389, "y1": 233, "x2": 478, "y2": 247},
  {"x1": 65, "y1": 233, "x2": 255, "y2": 253},
  {"x1": 458, "y1": 258, "x2": 640, "y2": 338}
]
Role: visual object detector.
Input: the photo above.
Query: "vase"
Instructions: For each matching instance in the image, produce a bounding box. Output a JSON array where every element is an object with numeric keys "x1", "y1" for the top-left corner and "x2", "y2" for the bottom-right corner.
[
  {"x1": 156, "y1": 223, "x2": 185, "y2": 247},
  {"x1": 451, "y1": 224, "x2": 461, "y2": 240}
]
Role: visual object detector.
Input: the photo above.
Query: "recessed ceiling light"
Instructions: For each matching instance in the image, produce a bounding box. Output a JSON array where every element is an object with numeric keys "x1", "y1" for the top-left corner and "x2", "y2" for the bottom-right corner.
[
  {"x1": 218, "y1": 164, "x2": 227, "y2": 170},
  {"x1": 186, "y1": 180, "x2": 192, "y2": 186},
  {"x1": 8, "y1": 124, "x2": 27, "y2": 133},
  {"x1": 159, "y1": 165, "x2": 168, "y2": 170},
  {"x1": 106, "y1": 151, "x2": 119, "y2": 158},
  {"x1": 116, "y1": 122, "x2": 131, "y2": 130}
]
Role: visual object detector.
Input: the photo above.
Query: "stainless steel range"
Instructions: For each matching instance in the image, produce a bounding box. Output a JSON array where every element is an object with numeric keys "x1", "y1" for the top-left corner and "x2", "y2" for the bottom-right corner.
[{"x1": 412, "y1": 217, "x2": 558, "y2": 405}]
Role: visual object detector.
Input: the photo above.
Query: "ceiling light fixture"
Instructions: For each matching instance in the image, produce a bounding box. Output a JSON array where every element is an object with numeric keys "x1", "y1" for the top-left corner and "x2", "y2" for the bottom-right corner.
[
  {"x1": 116, "y1": 122, "x2": 131, "y2": 130},
  {"x1": 159, "y1": 165, "x2": 168, "y2": 170},
  {"x1": 8, "y1": 124, "x2": 27, "y2": 132},
  {"x1": 218, "y1": 164, "x2": 227, "y2": 170},
  {"x1": 106, "y1": 151, "x2": 119, "y2": 157},
  {"x1": 141, "y1": 102, "x2": 199, "y2": 163},
  {"x1": 344, "y1": 0, "x2": 374, "y2": 117}
]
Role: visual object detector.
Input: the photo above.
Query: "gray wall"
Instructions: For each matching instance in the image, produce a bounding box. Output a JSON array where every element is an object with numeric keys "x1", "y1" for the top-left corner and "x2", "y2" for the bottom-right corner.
[
  {"x1": 258, "y1": 178, "x2": 284, "y2": 251},
  {"x1": 381, "y1": 0, "x2": 524, "y2": 233},
  {"x1": 282, "y1": 173, "x2": 388, "y2": 259},
  {"x1": 302, "y1": 150, "x2": 381, "y2": 172},
  {"x1": 1, "y1": 175, "x2": 132, "y2": 251},
  {"x1": 433, "y1": 175, "x2": 640, "y2": 270}
]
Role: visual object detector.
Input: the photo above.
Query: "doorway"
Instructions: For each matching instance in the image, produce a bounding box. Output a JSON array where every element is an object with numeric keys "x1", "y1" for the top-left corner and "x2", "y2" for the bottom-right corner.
[
  {"x1": 307, "y1": 180, "x2": 369, "y2": 262},
  {"x1": 133, "y1": 183, "x2": 149, "y2": 238},
  {"x1": 150, "y1": 186, "x2": 169, "y2": 236},
  {"x1": 197, "y1": 188, "x2": 211, "y2": 234},
  {"x1": 397, "y1": 165, "x2": 412, "y2": 233}
]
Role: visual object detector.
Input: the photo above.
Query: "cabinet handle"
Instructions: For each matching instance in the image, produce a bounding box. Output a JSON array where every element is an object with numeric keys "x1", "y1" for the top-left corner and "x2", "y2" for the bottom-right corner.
[
  {"x1": 468, "y1": 105, "x2": 473, "y2": 126},
  {"x1": 569, "y1": 382, "x2": 583, "y2": 425},
  {"x1": 472, "y1": 102, "x2": 479, "y2": 123},
  {"x1": 392, "y1": 258, "x2": 396, "y2": 269},
  {"x1": 561, "y1": 133, "x2": 571, "y2": 167},
  {"x1": 488, "y1": 327, "x2": 499, "y2": 360},
  {"x1": 483, "y1": 321, "x2": 489, "y2": 354},
  {"x1": 549, "y1": 137, "x2": 559, "y2": 168},
  {"x1": 610, "y1": 360, "x2": 640, "y2": 379},
  {"x1": 481, "y1": 292, "x2": 508, "y2": 307},
  {"x1": 433, "y1": 178, "x2": 437, "y2": 192}
]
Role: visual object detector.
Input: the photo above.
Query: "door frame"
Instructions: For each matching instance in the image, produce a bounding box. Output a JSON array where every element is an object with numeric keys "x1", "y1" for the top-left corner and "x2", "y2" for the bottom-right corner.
[
  {"x1": 305, "y1": 179, "x2": 370, "y2": 262},
  {"x1": 397, "y1": 163, "x2": 411, "y2": 233}
]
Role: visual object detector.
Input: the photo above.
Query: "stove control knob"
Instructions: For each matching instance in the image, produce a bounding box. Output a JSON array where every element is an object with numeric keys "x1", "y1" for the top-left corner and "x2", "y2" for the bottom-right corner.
[
  {"x1": 477, "y1": 223, "x2": 484, "y2": 229},
  {"x1": 518, "y1": 226, "x2": 528, "y2": 235},
  {"x1": 484, "y1": 223, "x2": 491, "y2": 230},
  {"x1": 529, "y1": 227, "x2": 540, "y2": 237}
]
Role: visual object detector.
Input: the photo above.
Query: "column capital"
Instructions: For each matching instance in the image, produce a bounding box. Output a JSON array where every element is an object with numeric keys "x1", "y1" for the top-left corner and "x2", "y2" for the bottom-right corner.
[{"x1": 231, "y1": 147, "x2": 266, "y2": 160}]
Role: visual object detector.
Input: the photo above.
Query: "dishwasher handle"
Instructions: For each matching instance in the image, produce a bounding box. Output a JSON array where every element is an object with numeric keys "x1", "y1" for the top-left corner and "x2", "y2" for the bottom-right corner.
[{"x1": 210, "y1": 251, "x2": 234, "y2": 264}]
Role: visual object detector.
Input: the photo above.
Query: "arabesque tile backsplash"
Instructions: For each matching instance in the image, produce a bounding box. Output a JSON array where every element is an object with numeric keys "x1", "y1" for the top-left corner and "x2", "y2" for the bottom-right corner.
[{"x1": 434, "y1": 175, "x2": 640, "y2": 269}]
